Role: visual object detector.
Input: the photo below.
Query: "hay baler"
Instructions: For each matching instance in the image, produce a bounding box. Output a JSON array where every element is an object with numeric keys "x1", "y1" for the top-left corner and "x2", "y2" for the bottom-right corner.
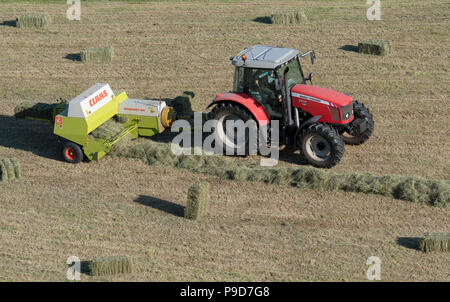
[
  {"x1": 16, "y1": 83, "x2": 175, "y2": 163},
  {"x1": 54, "y1": 83, "x2": 175, "y2": 163}
]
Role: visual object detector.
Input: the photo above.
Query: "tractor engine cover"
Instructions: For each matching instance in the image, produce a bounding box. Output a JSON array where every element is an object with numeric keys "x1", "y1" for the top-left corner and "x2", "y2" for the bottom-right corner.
[{"x1": 291, "y1": 84, "x2": 354, "y2": 124}]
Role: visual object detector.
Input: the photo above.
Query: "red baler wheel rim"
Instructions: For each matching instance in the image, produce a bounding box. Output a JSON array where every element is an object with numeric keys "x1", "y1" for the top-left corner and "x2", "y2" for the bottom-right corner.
[{"x1": 65, "y1": 148, "x2": 76, "y2": 161}]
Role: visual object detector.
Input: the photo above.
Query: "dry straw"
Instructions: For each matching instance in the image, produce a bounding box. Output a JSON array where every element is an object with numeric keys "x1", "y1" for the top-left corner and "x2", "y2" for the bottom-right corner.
[
  {"x1": 185, "y1": 181, "x2": 210, "y2": 220},
  {"x1": 111, "y1": 141, "x2": 450, "y2": 207},
  {"x1": 89, "y1": 256, "x2": 132, "y2": 276},
  {"x1": 16, "y1": 14, "x2": 52, "y2": 28},
  {"x1": 0, "y1": 158, "x2": 21, "y2": 182},
  {"x1": 358, "y1": 40, "x2": 392, "y2": 56},
  {"x1": 80, "y1": 46, "x2": 114, "y2": 63},
  {"x1": 271, "y1": 10, "x2": 308, "y2": 25},
  {"x1": 419, "y1": 233, "x2": 450, "y2": 253}
]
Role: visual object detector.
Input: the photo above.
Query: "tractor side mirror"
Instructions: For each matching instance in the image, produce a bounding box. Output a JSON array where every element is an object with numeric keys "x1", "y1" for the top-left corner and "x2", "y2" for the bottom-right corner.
[
  {"x1": 310, "y1": 51, "x2": 316, "y2": 65},
  {"x1": 306, "y1": 73, "x2": 314, "y2": 84}
]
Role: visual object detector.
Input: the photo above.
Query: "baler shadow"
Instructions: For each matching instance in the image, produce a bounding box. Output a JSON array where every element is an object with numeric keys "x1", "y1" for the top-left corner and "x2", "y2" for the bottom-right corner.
[
  {"x1": 397, "y1": 237, "x2": 422, "y2": 251},
  {"x1": 252, "y1": 16, "x2": 272, "y2": 24},
  {"x1": 134, "y1": 195, "x2": 185, "y2": 217},
  {"x1": 0, "y1": 20, "x2": 16, "y2": 27},
  {"x1": 64, "y1": 53, "x2": 81, "y2": 62},
  {"x1": 339, "y1": 45, "x2": 359, "y2": 53},
  {"x1": 0, "y1": 114, "x2": 63, "y2": 162}
]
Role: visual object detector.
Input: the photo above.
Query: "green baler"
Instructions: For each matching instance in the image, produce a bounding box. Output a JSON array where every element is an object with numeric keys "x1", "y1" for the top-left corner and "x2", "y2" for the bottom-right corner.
[{"x1": 16, "y1": 83, "x2": 175, "y2": 163}]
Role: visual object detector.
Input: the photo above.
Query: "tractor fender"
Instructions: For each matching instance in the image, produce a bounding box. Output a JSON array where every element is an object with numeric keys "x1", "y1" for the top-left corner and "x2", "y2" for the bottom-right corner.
[
  {"x1": 207, "y1": 93, "x2": 270, "y2": 126},
  {"x1": 293, "y1": 115, "x2": 322, "y2": 146}
]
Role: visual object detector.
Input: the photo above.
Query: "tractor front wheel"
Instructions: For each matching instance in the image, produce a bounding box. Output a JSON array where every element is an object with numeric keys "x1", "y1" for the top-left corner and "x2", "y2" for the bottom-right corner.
[
  {"x1": 62, "y1": 142, "x2": 84, "y2": 164},
  {"x1": 342, "y1": 101, "x2": 374, "y2": 145},
  {"x1": 300, "y1": 123, "x2": 345, "y2": 168}
]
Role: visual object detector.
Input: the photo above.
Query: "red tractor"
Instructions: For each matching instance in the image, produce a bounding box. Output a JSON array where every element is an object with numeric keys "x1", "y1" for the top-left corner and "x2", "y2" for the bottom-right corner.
[{"x1": 207, "y1": 45, "x2": 374, "y2": 168}]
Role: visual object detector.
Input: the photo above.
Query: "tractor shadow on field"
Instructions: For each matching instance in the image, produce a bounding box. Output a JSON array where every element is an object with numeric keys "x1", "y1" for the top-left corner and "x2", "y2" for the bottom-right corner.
[
  {"x1": 252, "y1": 16, "x2": 272, "y2": 24},
  {"x1": 397, "y1": 237, "x2": 422, "y2": 251},
  {"x1": 0, "y1": 115, "x2": 63, "y2": 162},
  {"x1": 0, "y1": 20, "x2": 17, "y2": 27},
  {"x1": 134, "y1": 195, "x2": 185, "y2": 217},
  {"x1": 339, "y1": 45, "x2": 359, "y2": 53},
  {"x1": 64, "y1": 53, "x2": 82, "y2": 62}
]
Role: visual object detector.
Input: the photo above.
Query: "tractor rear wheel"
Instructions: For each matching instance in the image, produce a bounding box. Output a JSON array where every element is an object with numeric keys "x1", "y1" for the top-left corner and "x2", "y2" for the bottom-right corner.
[
  {"x1": 62, "y1": 142, "x2": 83, "y2": 164},
  {"x1": 300, "y1": 123, "x2": 345, "y2": 168},
  {"x1": 342, "y1": 101, "x2": 374, "y2": 145},
  {"x1": 209, "y1": 102, "x2": 258, "y2": 156}
]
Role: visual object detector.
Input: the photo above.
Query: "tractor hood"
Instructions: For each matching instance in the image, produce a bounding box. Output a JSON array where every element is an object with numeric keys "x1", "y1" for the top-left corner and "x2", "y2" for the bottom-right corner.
[{"x1": 291, "y1": 84, "x2": 353, "y2": 107}]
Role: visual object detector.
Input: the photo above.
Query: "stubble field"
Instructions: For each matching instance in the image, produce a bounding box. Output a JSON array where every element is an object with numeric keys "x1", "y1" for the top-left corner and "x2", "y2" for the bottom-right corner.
[{"x1": 0, "y1": 0, "x2": 448, "y2": 281}]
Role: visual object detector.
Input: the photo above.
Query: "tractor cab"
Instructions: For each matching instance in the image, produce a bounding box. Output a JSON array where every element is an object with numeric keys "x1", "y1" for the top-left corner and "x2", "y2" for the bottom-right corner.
[{"x1": 230, "y1": 45, "x2": 312, "y2": 121}]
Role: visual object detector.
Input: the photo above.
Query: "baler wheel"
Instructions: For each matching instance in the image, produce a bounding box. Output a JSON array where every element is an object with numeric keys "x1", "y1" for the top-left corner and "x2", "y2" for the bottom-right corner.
[{"x1": 62, "y1": 142, "x2": 83, "y2": 164}]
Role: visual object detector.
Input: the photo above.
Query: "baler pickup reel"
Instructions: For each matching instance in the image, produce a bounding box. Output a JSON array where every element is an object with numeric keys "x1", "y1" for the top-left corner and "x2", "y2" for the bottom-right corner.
[{"x1": 15, "y1": 83, "x2": 176, "y2": 163}]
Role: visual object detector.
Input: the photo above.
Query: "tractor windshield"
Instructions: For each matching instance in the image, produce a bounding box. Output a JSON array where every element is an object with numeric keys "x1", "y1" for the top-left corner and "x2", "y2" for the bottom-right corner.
[{"x1": 278, "y1": 58, "x2": 305, "y2": 87}]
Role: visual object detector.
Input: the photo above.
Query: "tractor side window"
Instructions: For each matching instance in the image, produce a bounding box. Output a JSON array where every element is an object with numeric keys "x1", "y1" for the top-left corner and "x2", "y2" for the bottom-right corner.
[
  {"x1": 279, "y1": 59, "x2": 305, "y2": 87},
  {"x1": 233, "y1": 67, "x2": 245, "y2": 93}
]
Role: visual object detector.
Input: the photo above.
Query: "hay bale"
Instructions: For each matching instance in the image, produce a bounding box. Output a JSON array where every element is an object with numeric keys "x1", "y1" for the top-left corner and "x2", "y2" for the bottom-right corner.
[
  {"x1": 358, "y1": 39, "x2": 391, "y2": 56},
  {"x1": 10, "y1": 158, "x2": 21, "y2": 179},
  {"x1": 170, "y1": 91, "x2": 194, "y2": 116},
  {"x1": 16, "y1": 14, "x2": 52, "y2": 28},
  {"x1": 185, "y1": 181, "x2": 210, "y2": 220},
  {"x1": 80, "y1": 46, "x2": 114, "y2": 63},
  {"x1": 419, "y1": 233, "x2": 450, "y2": 253},
  {"x1": 89, "y1": 256, "x2": 132, "y2": 276},
  {"x1": 0, "y1": 161, "x2": 8, "y2": 182},
  {"x1": 271, "y1": 10, "x2": 308, "y2": 25},
  {"x1": 14, "y1": 101, "x2": 67, "y2": 121},
  {"x1": 0, "y1": 158, "x2": 20, "y2": 181}
]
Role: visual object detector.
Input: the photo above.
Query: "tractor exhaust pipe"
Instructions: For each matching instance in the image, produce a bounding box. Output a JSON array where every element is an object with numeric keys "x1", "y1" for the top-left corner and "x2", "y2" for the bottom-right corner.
[{"x1": 283, "y1": 67, "x2": 294, "y2": 126}]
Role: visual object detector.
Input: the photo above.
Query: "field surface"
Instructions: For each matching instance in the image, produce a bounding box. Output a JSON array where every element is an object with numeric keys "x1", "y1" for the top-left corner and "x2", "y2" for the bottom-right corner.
[{"x1": 0, "y1": 0, "x2": 448, "y2": 281}]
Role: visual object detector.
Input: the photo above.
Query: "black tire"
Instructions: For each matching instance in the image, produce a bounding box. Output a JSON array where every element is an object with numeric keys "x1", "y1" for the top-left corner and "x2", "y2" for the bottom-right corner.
[
  {"x1": 62, "y1": 142, "x2": 84, "y2": 164},
  {"x1": 300, "y1": 123, "x2": 345, "y2": 168},
  {"x1": 343, "y1": 101, "x2": 374, "y2": 145},
  {"x1": 209, "y1": 102, "x2": 258, "y2": 156}
]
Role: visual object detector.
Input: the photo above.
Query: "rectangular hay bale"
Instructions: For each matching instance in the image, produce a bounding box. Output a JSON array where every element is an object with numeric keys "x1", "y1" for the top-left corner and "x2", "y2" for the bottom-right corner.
[
  {"x1": 358, "y1": 39, "x2": 392, "y2": 56},
  {"x1": 89, "y1": 256, "x2": 132, "y2": 276},
  {"x1": 0, "y1": 158, "x2": 20, "y2": 181},
  {"x1": 80, "y1": 46, "x2": 114, "y2": 63},
  {"x1": 419, "y1": 233, "x2": 450, "y2": 253},
  {"x1": 270, "y1": 10, "x2": 307, "y2": 25},
  {"x1": 185, "y1": 181, "x2": 210, "y2": 220},
  {"x1": 14, "y1": 101, "x2": 67, "y2": 121},
  {"x1": 16, "y1": 13, "x2": 52, "y2": 28}
]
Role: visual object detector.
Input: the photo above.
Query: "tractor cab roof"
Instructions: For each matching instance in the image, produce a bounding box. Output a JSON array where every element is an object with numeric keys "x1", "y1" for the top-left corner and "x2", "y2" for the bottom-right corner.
[{"x1": 231, "y1": 45, "x2": 299, "y2": 70}]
